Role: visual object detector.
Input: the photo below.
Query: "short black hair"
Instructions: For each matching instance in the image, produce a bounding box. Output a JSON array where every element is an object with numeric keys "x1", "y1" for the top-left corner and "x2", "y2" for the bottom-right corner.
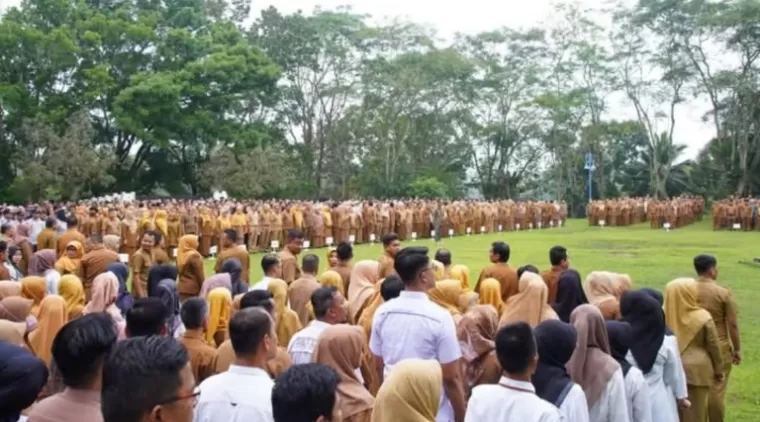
[
  {"x1": 694, "y1": 254, "x2": 717, "y2": 275},
  {"x1": 224, "y1": 229, "x2": 238, "y2": 243},
  {"x1": 45, "y1": 217, "x2": 57, "y2": 228},
  {"x1": 302, "y1": 254, "x2": 319, "y2": 273},
  {"x1": 336, "y1": 241, "x2": 353, "y2": 260},
  {"x1": 180, "y1": 298, "x2": 207, "y2": 330},
  {"x1": 150, "y1": 230, "x2": 163, "y2": 244},
  {"x1": 261, "y1": 254, "x2": 279, "y2": 274},
  {"x1": 0, "y1": 224, "x2": 9, "y2": 235},
  {"x1": 517, "y1": 265, "x2": 539, "y2": 279},
  {"x1": 102, "y1": 336, "x2": 189, "y2": 422},
  {"x1": 549, "y1": 246, "x2": 568, "y2": 266},
  {"x1": 491, "y1": 242, "x2": 510, "y2": 263},
  {"x1": 311, "y1": 287, "x2": 338, "y2": 319},
  {"x1": 240, "y1": 290, "x2": 274, "y2": 314},
  {"x1": 272, "y1": 364, "x2": 340, "y2": 422},
  {"x1": 52, "y1": 313, "x2": 117, "y2": 389},
  {"x1": 67, "y1": 215, "x2": 78, "y2": 227},
  {"x1": 380, "y1": 274, "x2": 405, "y2": 301},
  {"x1": 393, "y1": 246, "x2": 430, "y2": 284},
  {"x1": 142, "y1": 231, "x2": 157, "y2": 242},
  {"x1": 495, "y1": 321, "x2": 536, "y2": 374},
  {"x1": 229, "y1": 308, "x2": 272, "y2": 357},
  {"x1": 126, "y1": 298, "x2": 168, "y2": 337},
  {"x1": 287, "y1": 230, "x2": 304, "y2": 241},
  {"x1": 382, "y1": 233, "x2": 399, "y2": 247},
  {"x1": 0, "y1": 240, "x2": 7, "y2": 254},
  {"x1": 434, "y1": 249, "x2": 451, "y2": 266}
]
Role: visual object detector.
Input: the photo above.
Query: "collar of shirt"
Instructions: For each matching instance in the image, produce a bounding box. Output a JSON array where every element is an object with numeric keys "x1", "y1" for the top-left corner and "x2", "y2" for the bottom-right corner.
[
  {"x1": 308, "y1": 320, "x2": 330, "y2": 329},
  {"x1": 228, "y1": 365, "x2": 270, "y2": 378},
  {"x1": 183, "y1": 330, "x2": 206, "y2": 341},
  {"x1": 62, "y1": 388, "x2": 101, "y2": 404},
  {"x1": 696, "y1": 275, "x2": 715, "y2": 283},
  {"x1": 399, "y1": 291, "x2": 429, "y2": 300},
  {"x1": 498, "y1": 377, "x2": 536, "y2": 393}
]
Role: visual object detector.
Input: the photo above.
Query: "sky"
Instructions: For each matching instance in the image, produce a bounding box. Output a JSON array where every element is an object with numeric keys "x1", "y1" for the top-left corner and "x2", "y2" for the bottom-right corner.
[{"x1": 0, "y1": 0, "x2": 719, "y2": 159}]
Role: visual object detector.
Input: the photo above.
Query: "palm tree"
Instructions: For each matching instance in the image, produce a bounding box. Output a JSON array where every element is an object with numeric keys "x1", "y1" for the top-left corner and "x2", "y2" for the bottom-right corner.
[{"x1": 624, "y1": 133, "x2": 691, "y2": 198}]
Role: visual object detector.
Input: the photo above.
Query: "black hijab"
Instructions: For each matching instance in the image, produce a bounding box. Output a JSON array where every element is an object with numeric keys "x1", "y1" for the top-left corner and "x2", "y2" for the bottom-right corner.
[
  {"x1": 147, "y1": 264, "x2": 178, "y2": 297},
  {"x1": 221, "y1": 258, "x2": 246, "y2": 296},
  {"x1": 620, "y1": 290, "x2": 666, "y2": 374},
  {"x1": 532, "y1": 320, "x2": 577, "y2": 405},
  {"x1": 0, "y1": 341, "x2": 49, "y2": 422},
  {"x1": 606, "y1": 321, "x2": 632, "y2": 376},
  {"x1": 552, "y1": 269, "x2": 588, "y2": 322},
  {"x1": 107, "y1": 262, "x2": 132, "y2": 315},
  {"x1": 640, "y1": 287, "x2": 674, "y2": 335}
]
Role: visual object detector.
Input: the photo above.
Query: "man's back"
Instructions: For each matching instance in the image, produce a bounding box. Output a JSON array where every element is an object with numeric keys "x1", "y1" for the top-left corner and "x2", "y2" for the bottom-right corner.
[
  {"x1": 465, "y1": 378, "x2": 561, "y2": 422},
  {"x1": 476, "y1": 263, "x2": 518, "y2": 302},
  {"x1": 195, "y1": 365, "x2": 274, "y2": 422},
  {"x1": 696, "y1": 277, "x2": 735, "y2": 351}
]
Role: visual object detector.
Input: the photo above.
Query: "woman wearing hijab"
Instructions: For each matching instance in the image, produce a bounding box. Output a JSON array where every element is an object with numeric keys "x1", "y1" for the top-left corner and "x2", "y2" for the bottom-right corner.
[
  {"x1": 206, "y1": 287, "x2": 232, "y2": 347},
  {"x1": 533, "y1": 320, "x2": 589, "y2": 420},
  {"x1": 0, "y1": 296, "x2": 33, "y2": 322},
  {"x1": 584, "y1": 271, "x2": 622, "y2": 320},
  {"x1": 612, "y1": 274, "x2": 633, "y2": 300},
  {"x1": 431, "y1": 260, "x2": 445, "y2": 281},
  {"x1": 84, "y1": 272, "x2": 126, "y2": 337},
  {"x1": 371, "y1": 359, "x2": 442, "y2": 422},
  {"x1": 221, "y1": 258, "x2": 246, "y2": 296},
  {"x1": 567, "y1": 304, "x2": 628, "y2": 422},
  {"x1": 0, "y1": 342, "x2": 49, "y2": 422},
  {"x1": 607, "y1": 320, "x2": 652, "y2": 422},
  {"x1": 319, "y1": 270, "x2": 346, "y2": 296},
  {"x1": 28, "y1": 295, "x2": 68, "y2": 366},
  {"x1": 57, "y1": 275, "x2": 85, "y2": 319},
  {"x1": 456, "y1": 305, "x2": 501, "y2": 390},
  {"x1": 20, "y1": 276, "x2": 47, "y2": 318},
  {"x1": 54, "y1": 241, "x2": 84, "y2": 278},
  {"x1": 267, "y1": 278, "x2": 302, "y2": 347},
  {"x1": 0, "y1": 281, "x2": 20, "y2": 299},
  {"x1": 327, "y1": 248, "x2": 339, "y2": 269},
  {"x1": 449, "y1": 264, "x2": 470, "y2": 291},
  {"x1": 12, "y1": 224, "x2": 34, "y2": 276},
  {"x1": 147, "y1": 264, "x2": 184, "y2": 339},
  {"x1": 499, "y1": 272, "x2": 558, "y2": 327},
  {"x1": 28, "y1": 249, "x2": 59, "y2": 294},
  {"x1": 176, "y1": 234, "x2": 205, "y2": 301},
  {"x1": 106, "y1": 262, "x2": 132, "y2": 316},
  {"x1": 199, "y1": 273, "x2": 232, "y2": 298},
  {"x1": 552, "y1": 269, "x2": 588, "y2": 323},
  {"x1": 4, "y1": 246, "x2": 23, "y2": 281},
  {"x1": 477, "y1": 278, "x2": 503, "y2": 314},
  {"x1": 348, "y1": 260, "x2": 379, "y2": 323},
  {"x1": 427, "y1": 279, "x2": 469, "y2": 324},
  {"x1": 312, "y1": 325, "x2": 374, "y2": 421},
  {"x1": 664, "y1": 278, "x2": 723, "y2": 422},
  {"x1": 622, "y1": 290, "x2": 687, "y2": 422}
]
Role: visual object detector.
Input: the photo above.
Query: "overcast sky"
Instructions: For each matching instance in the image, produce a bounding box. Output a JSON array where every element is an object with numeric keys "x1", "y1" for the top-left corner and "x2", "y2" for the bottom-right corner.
[{"x1": 1, "y1": 0, "x2": 718, "y2": 158}]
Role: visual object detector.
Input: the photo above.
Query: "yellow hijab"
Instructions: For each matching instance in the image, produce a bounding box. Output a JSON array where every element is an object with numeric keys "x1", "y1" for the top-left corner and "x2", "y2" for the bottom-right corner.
[
  {"x1": 431, "y1": 260, "x2": 445, "y2": 281},
  {"x1": 499, "y1": 272, "x2": 558, "y2": 327},
  {"x1": 427, "y1": 279, "x2": 466, "y2": 317},
  {"x1": 206, "y1": 287, "x2": 232, "y2": 345},
  {"x1": 177, "y1": 235, "x2": 201, "y2": 269},
  {"x1": 28, "y1": 295, "x2": 68, "y2": 366},
  {"x1": 267, "y1": 278, "x2": 303, "y2": 347},
  {"x1": 664, "y1": 278, "x2": 713, "y2": 354},
  {"x1": 478, "y1": 278, "x2": 503, "y2": 314},
  {"x1": 55, "y1": 241, "x2": 84, "y2": 274},
  {"x1": 372, "y1": 359, "x2": 442, "y2": 422},
  {"x1": 153, "y1": 210, "x2": 169, "y2": 234},
  {"x1": 57, "y1": 275, "x2": 85, "y2": 319},
  {"x1": 449, "y1": 264, "x2": 470, "y2": 291},
  {"x1": 319, "y1": 270, "x2": 345, "y2": 294},
  {"x1": 20, "y1": 276, "x2": 47, "y2": 317}
]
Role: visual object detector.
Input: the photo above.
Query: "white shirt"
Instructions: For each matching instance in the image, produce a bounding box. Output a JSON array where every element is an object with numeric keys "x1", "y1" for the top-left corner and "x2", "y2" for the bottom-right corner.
[
  {"x1": 559, "y1": 384, "x2": 591, "y2": 422},
  {"x1": 370, "y1": 290, "x2": 461, "y2": 422},
  {"x1": 45, "y1": 270, "x2": 61, "y2": 295},
  {"x1": 249, "y1": 277, "x2": 271, "y2": 292},
  {"x1": 624, "y1": 367, "x2": 652, "y2": 422},
  {"x1": 28, "y1": 218, "x2": 45, "y2": 245},
  {"x1": 465, "y1": 377, "x2": 561, "y2": 422},
  {"x1": 588, "y1": 368, "x2": 630, "y2": 422},
  {"x1": 287, "y1": 320, "x2": 330, "y2": 365},
  {"x1": 626, "y1": 335, "x2": 686, "y2": 422},
  {"x1": 194, "y1": 365, "x2": 274, "y2": 422}
]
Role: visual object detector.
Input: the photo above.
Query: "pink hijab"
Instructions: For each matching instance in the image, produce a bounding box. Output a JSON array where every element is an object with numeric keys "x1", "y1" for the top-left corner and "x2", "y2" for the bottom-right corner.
[
  {"x1": 200, "y1": 273, "x2": 232, "y2": 298},
  {"x1": 84, "y1": 272, "x2": 125, "y2": 326}
]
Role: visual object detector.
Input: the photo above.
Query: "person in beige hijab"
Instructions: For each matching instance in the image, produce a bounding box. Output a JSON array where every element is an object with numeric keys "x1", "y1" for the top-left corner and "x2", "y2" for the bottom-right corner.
[
  {"x1": 0, "y1": 319, "x2": 27, "y2": 346},
  {"x1": 371, "y1": 359, "x2": 442, "y2": 422},
  {"x1": 456, "y1": 305, "x2": 501, "y2": 390},
  {"x1": 312, "y1": 325, "x2": 374, "y2": 421},
  {"x1": 347, "y1": 260, "x2": 379, "y2": 322},
  {"x1": 499, "y1": 272, "x2": 558, "y2": 327},
  {"x1": 584, "y1": 271, "x2": 622, "y2": 320},
  {"x1": 0, "y1": 280, "x2": 21, "y2": 299},
  {"x1": 664, "y1": 278, "x2": 723, "y2": 422},
  {"x1": 28, "y1": 295, "x2": 68, "y2": 366}
]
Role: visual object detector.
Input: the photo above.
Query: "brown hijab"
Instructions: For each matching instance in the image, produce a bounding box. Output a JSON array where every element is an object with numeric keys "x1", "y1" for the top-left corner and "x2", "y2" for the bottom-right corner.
[
  {"x1": 0, "y1": 296, "x2": 33, "y2": 322},
  {"x1": 0, "y1": 281, "x2": 21, "y2": 299},
  {"x1": 566, "y1": 304, "x2": 620, "y2": 407},
  {"x1": 456, "y1": 305, "x2": 498, "y2": 386},
  {"x1": 312, "y1": 324, "x2": 374, "y2": 418},
  {"x1": 28, "y1": 249, "x2": 57, "y2": 276}
]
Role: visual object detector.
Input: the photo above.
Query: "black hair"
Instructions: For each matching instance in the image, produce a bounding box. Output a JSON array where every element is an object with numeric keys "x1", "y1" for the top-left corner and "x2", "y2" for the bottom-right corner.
[
  {"x1": 45, "y1": 217, "x2": 57, "y2": 228},
  {"x1": 240, "y1": 290, "x2": 275, "y2": 315},
  {"x1": 311, "y1": 287, "x2": 338, "y2": 319},
  {"x1": 549, "y1": 246, "x2": 568, "y2": 266},
  {"x1": 287, "y1": 230, "x2": 305, "y2": 241},
  {"x1": 52, "y1": 313, "x2": 117, "y2": 389},
  {"x1": 102, "y1": 336, "x2": 189, "y2": 422},
  {"x1": 224, "y1": 229, "x2": 238, "y2": 243},
  {"x1": 0, "y1": 240, "x2": 7, "y2": 254},
  {"x1": 495, "y1": 321, "x2": 536, "y2": 374},
  {"x1": 142, "y1": 231, "x2": 157, "y2": 243},
  {"x1": 693, "y1": 254, "x2": 717, "y2": 275},
  {"x1": 67, "y1": 215, "x2": 79, "y2": 227},
  {"x1": 229, "y1": 308, "x2": 272, "y2": 357},
  {"x1": 261, "y1": 254, "x2": 279, "y2": 274},
  {"x1": 272, "y1": 364, "x2": 340, "y2": 422},
  {"x1": 382, "y1": 233, "x2": 399, "y2": 247},
  {"x1": 517, "y1": 265, "x2": 539, "y2": 279},
  {"x1": 180, "y1": 298, "x2": 207, "y2": 330},
  {"x1": 393, "y1": 246, "x2": 430, "y2": 284},
  {"x1": 491, "y1": 241, "x2": 510, "y2": 263},
  {"x1": 0, "y1": 224, "x2": 9, "y2": 235},
  {"x1": 380, "y1": 274, "x2": 405, "y2": 301},
  {"x1": 434, "y1": 249, "x2": 452, "y2": 266},
  {"x1": 150, "y1": 230, "x2": 163, "y2": 244},
  {"x1": 302, "y1": 254, "x2": 319, "y2": 273},
  {"x1": 126, "y1": 298, "x2": 168, "y2": 337},
  {"x1": 336, "y1": 241, "x2": 353, "y2": 260}
]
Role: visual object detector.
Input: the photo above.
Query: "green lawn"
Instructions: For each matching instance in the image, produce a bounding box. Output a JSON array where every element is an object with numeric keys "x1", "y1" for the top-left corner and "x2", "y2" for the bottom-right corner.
[{"x1": 205, "y1": 218, "x2": 758, "y2": 421}]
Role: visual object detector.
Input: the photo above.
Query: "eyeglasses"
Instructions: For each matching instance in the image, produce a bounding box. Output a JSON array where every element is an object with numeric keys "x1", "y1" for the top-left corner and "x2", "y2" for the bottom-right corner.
[{"x1": 158, "y1": 388, "x2": 201, "y2": 408}]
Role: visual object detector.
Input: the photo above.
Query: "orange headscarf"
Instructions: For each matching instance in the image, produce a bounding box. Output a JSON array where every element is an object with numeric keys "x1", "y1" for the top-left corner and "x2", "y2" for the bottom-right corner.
[
  {"x1": 58, "y1": 275, "x2": 85, "y2": 319},
  {"x1": 28, "y1": 295, "x2": 68, "y2": 366},
  {"x1": 20, "y1": 276, "x2": 47, "y2": 317},
  {"x1": 54, "y1": 241, "x2": 84, "y2": 274},
  {"x1": 177, "y1": 235, "x2": 201, "y2": 269},
  {"x1": 478, "y1": 278, "x2": 503, "y2": 314}
]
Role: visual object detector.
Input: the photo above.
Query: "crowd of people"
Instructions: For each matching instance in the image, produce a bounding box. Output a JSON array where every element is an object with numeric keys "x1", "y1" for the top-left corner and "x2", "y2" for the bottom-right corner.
[
  {"x1": 0, "y1": 212, "x2": 741, "y2": 422},
  {"x1": 710, "y1": 198, "x2": 760, "y2": 231},
  {"x1": 585, "y1": 197, "x2": 705, "y2": 230}
]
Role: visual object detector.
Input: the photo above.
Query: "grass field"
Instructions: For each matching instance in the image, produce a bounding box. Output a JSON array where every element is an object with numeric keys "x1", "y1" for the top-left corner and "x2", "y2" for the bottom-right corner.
[{"x1": 203, "y1": 218, "x2": 758, "y2": 420}]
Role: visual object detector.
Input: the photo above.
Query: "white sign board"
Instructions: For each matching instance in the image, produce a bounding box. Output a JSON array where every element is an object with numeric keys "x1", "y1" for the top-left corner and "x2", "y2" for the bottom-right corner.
[
  {"x1": 172, "y1": 248, "x2": 177, "y2": 258},
  {"x1": 303, "y1": 240, "x2": 311, "y2": 249},
  {"x1": 599, "y1": 220, "x2": 606, "y2": 227},
  {"x1": 326, "y1": 237, "x2": 334, "y2": 246},
  {"x1": 370, "y1": 234, "x2": 376, "y2": 242},
  {"x1": 537, "y1": 222, "x2": 542, "y2": 229},
  {"x1": 733, "y1": 223, "x2": 741, "y2": 230},
  {"x1": 516, "y1": 224, "x2": 521, "y2": 230},
  {"x1": 349, "y1": 235, "x2": 356, "y2": 243},
  {"x1": 209, "y1": 246, "x2": 218, "y2": 255},
  {"x1": 466, "y1": 227, "x2": 471, "y2": 234},
  {"x1": 271, "y1": 240, "x2": 280, "y2": 249},
  {"x1": 663, "y1": 222, "x2": 671, "y2": 230},
  {"x1": 411, "y1": 232, "x2": 418, "y2": 240},
  {"x1": 430, "y1": 230, "x2": 436, "y2": 237},
  {"x1": 480, "y1": 226, "x2": 485, "y2": 233},
  {"x1": 448, "y1": 229, "x2": 454, "y2": 236},
  {"x1": 119, "y1": 253, "x2": 129, "y2": 263},
  {"x1": 498, "y1": 225, "x2": 503, "y2": 231}
]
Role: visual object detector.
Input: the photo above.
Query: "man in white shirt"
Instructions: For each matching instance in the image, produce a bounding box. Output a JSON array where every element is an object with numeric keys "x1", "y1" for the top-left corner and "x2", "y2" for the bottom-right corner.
[
  {"x1": 195, "y1": 308, "x2": 279, "y2": 422},
  {"x1": 28, "y1": 210, "x2": 46, "y2": 250},
  {"x1": 465, "y1": 322, "x2": 562, "y2": 422},
  {"x1": 250, "y1": 254, "x2": 281, "y2": 291},
  {"x1": 370, "y1": 246, "x2": 466, "y2": 422},
  {"x1": 287, "y1": 286, "x2": 348, "y2": 364}
]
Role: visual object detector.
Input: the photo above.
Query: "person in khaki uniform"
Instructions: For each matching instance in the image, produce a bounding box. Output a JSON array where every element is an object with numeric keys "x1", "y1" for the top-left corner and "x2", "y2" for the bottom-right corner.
[
  {"x1": 693, "y1": 255, "x2": 741, "y2": 422},
  {"x1": 178, "y1": 298, "x2": 217, "y2": 385}
]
